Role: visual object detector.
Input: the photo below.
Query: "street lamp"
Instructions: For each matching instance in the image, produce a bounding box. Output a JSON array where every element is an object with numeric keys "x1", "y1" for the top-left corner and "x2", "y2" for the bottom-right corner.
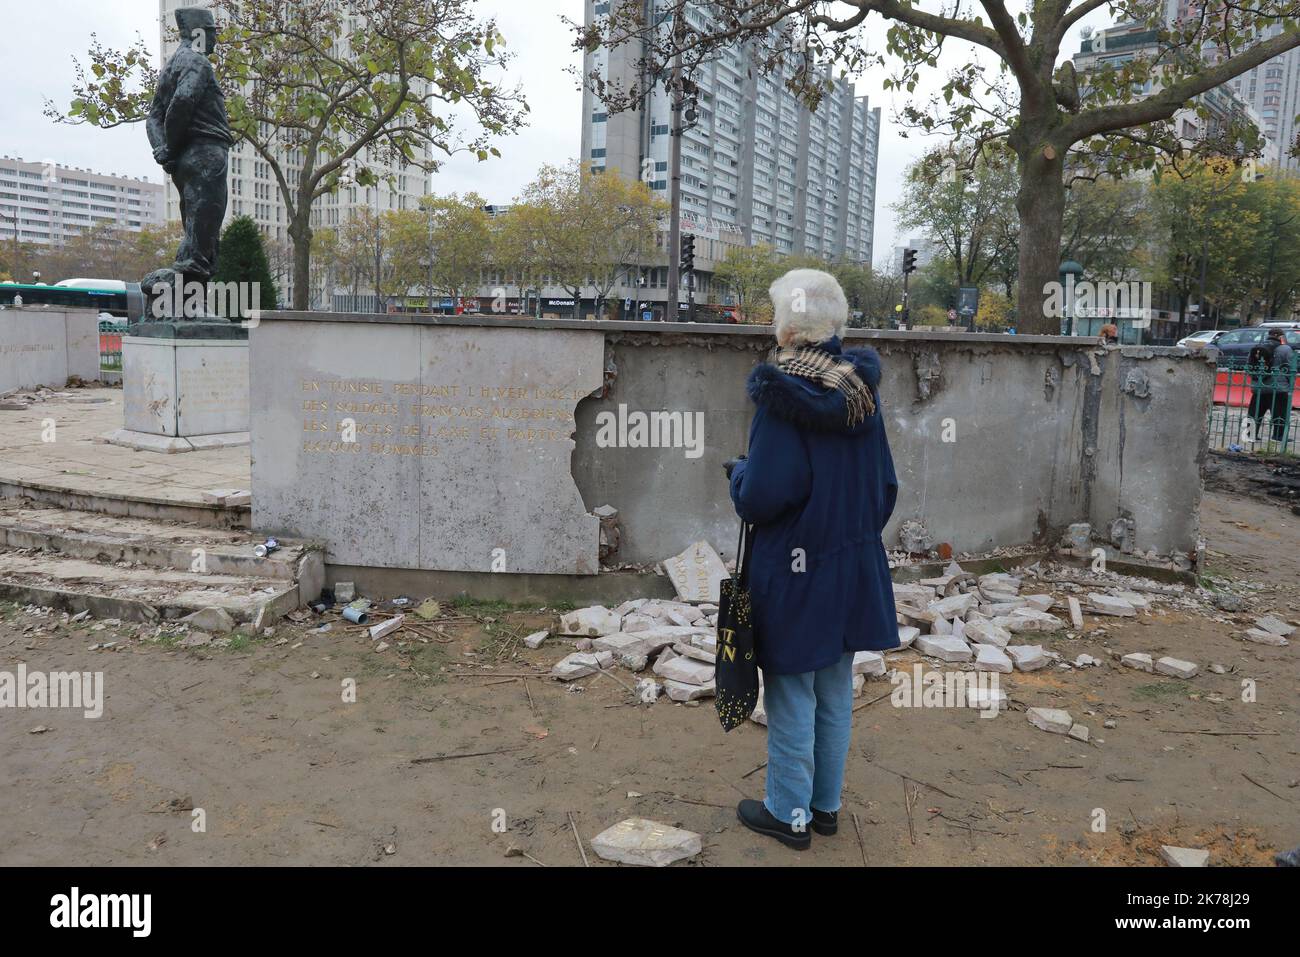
[{"x1": 1059, "y1": 260, "x2": 1084, "y2": 336}]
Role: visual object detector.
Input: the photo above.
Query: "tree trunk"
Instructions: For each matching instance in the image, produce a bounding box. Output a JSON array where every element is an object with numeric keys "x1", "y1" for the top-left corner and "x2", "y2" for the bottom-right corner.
[
  {"x1": 1013, "y1": 147, "x2": 1066, "y2": 335},
  {"x1": 290, "y1": 213, "x2": 313, "y2": 311}
]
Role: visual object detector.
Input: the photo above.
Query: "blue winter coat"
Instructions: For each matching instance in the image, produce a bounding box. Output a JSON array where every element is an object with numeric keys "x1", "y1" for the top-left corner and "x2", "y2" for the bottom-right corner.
[{"x1": 728, "y1": 338, "x2": 900, "y2": 675}]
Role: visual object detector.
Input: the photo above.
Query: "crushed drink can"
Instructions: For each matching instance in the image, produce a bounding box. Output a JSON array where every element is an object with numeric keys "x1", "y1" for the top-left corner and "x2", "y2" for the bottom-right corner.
[{"x1": 253, "y1": 537, "x2": 280, "y2": 558}]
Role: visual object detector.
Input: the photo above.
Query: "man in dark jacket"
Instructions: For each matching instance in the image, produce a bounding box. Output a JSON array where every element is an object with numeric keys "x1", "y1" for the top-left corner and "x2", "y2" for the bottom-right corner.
[
  {"x1": 1265, "y1": 330, "x2": 1296, "y2": 442},
  {"x1": 146, "y1": 6, "x2": 235, "y2": 285},
  {"x1": 728, "y1": 268, "x2": 899, "y2": 850}
]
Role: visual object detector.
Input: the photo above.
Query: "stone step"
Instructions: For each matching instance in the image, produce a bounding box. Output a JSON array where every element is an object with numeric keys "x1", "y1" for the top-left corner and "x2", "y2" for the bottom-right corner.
[
  {"x1": 0, "y1": 475, "x2": 249, "y2": 529},
  {"x1": 0, "y1": 502, "x2": 318, "y2": 582},
  {"x1": 0, "y1": 550, "x2": 302, "y2": 624}
]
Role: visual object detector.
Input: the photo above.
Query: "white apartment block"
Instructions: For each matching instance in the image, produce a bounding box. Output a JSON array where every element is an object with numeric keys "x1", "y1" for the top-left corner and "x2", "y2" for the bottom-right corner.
[
  {"x1": 581, "y1": 0, "x2": 881, "y2": 266},
  {"x1": 0, "y1": 156, "x2": 163, "y2": 246},
  {"x1": 1074, "y1": 20, "x2": 1277, "y2": 165},
  {"x1": 158, "y1": 0, "x2": 431, "y2": 305}
]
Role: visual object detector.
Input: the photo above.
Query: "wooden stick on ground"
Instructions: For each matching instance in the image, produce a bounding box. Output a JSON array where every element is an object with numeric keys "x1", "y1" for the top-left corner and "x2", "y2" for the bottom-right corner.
[
  {"x1": 851, "y1": 812, "x2": 868, "y2": 866},
  {"x1": 568, "y1": 812, "x2": 589, "y2": 867},
  {"x1": 410, "y1": 745, "x2": 524, "y2": 764}
]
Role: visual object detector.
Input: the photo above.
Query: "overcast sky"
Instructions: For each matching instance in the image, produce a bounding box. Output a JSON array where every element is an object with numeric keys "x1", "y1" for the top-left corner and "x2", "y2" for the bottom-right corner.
[{"x1": 0, "y1": 1, "x2": 1110, "y2": 266}]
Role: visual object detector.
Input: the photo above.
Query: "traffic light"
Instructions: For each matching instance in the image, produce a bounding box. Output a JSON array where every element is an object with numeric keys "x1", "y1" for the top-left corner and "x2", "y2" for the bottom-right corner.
[
  {"x1": 902, "y1": 248, "x2": 918, "y2": 275},
  {"x1": 680, "y1": 234, "x2": 696, "y2": 274}
]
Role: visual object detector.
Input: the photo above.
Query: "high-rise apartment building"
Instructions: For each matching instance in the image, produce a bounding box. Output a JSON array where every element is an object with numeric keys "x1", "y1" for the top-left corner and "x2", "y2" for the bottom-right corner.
[
  {"x1": 1074, "y1": 21, "x2": 1276, "y2": 164},
  {"x1": 0, "y1": 156, "x2": 164, "y2": 247},
  {"x1": 580, "y1": 0, "x2": 881, "y2": 266},
  {"x1": 158, "y1": 0, "x2": 431, "y2": 306},
  {"x1": 1163, "y1": 2, "x2": 1298, "y2": 170}
]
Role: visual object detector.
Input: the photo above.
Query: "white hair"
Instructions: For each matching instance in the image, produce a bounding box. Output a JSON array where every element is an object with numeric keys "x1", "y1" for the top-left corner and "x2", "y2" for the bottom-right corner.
[{"x1": 769, "y1": 268, "x2": 848, "y2": 346}]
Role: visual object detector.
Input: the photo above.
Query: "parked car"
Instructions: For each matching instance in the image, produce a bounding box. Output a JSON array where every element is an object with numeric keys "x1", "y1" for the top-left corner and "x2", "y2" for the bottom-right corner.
[
  {"x1": 1205, "y1": 326, "x2": 1300, "y2": 364},
  {"x1": 1176, "y1": 329, "x2": 1225, "y2": 350}
]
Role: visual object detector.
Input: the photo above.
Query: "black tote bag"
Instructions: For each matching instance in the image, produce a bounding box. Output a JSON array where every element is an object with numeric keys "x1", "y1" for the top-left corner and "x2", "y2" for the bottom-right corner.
[{"x1": 714, "y1": 521, "x2": 759, "y2": 732}]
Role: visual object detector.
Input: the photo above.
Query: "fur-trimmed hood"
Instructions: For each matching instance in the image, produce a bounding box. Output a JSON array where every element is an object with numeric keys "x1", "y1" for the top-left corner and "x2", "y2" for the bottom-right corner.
[{"x1": 746, "y1": 338, "x2": 883, "y2": 434}]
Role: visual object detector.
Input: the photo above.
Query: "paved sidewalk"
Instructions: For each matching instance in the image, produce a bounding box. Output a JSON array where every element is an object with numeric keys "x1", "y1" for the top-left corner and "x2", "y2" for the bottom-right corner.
[{"x1": 0, "y1": 387, "x2": 249, "y2": 507}]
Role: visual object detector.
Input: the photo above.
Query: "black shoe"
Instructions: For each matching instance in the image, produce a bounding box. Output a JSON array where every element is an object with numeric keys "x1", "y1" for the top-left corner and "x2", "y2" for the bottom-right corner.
[
  {"x1": 811, "y1": 808, "x2": 838, "y2": 836},
  {"x1": 736, "y1": 799, "x2": 811, "y2": 850}
]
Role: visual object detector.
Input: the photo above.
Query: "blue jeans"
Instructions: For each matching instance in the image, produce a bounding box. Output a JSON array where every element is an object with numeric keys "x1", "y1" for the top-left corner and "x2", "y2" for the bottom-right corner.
[{"x1": 762, "y1": 652, "x2": 856, "y2": 827}]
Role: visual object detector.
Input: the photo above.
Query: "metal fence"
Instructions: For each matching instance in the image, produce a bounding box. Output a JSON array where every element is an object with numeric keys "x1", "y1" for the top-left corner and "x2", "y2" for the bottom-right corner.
[
  {"x1": 1207, "y1": 360, "x2": 1298, "y2": 455},
  {"x1": 98, "y1": 319, "x2": 127, "y2": 374}
]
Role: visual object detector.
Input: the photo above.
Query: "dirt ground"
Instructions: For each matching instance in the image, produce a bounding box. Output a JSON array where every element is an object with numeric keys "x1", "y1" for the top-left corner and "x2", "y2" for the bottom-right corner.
[{"x1": 1, "y1": 480, "x2": 1296, "y2": 867}]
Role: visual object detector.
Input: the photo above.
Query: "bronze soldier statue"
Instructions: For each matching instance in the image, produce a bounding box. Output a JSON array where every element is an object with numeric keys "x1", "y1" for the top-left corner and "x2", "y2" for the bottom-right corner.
[{"x1": 143, "y1": 6, "x2": 235, "y2": 317}]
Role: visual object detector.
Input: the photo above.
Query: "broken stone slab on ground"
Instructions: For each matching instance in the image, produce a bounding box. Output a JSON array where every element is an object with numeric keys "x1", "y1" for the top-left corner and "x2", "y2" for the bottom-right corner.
[
  {"x1": 1027, "y1": 707, "x2": 1073, "y2": 735},
  {"x1": 1021, "y1": 594, "x2": 1056, "y2": 612},
  {"x1": 1067, "y1": 723, "x2": 1090, "y2": 743},
  {"x1": 964, "y1": 619, "x2": 1011, "y2": 648},
  {"x1": 995, "y1": 609, "x2": 1065, "y2": 633},
  {"x1": 1121, "y1": 652, "x2": 1154, "y2": 672},
  {"x1": 973, "y1": 644, "x2": 1013, "y2": 674},
  {"x1": 967, "y1": 685, "x2": 1008, "y2": 712},
  {"x1": 914, "y1": 634, "x2": 973, "y2": 663},
  {"x1": 892, "y1": 582, "x2": 935, "y2": 607},
  {"x1": 896, "y1": 625, "x2": 920, "y2": 649},
  {"x1": 1087, "y1": 593, "x2": 1137, "y2": 617},
  {"x1": 181, "y1": 606, "x2": 235, "y2": 634},
  {"x1": 1068, "y1": 596, "x2": 1084, "y2": 630},
  {"x1": 1160, "y1": 845, "x2": 1209, "y2": 867},
  {"x1": 662, "y1": 540, "x2": 729, "y2": 603},
  {"x1": 559, "y1": 606, "x2": 623, "y2": 637},
  {"x1": 1006, "y1": 644, "x2": 1048, "y2": 672},
  {"x1": 663, "y1": 678, "x2": 715, "y2": 702},
  {"x1": 523, "y1": 630, "x2": 549, "y2": 649},
  {"x1": 1154, "y1": 656, "x2": 1198, "y2": 679},
  {"x1": 550, "y1": 651, "x2": 615, "y2": 681},
  {"x1": 852, "y1": 650, "x2": 886, "y2": 676},
  {"x1": 1242, "y1": 627, "x2": 1290, "y2": 647},
  {"x1": 590, "y1": 818, "x2": 703, "y2": 867},
  {"x1": 652, "y1": 654, "x2": 715, "y2": 686},
  {"x1": 929, "y1": 592, "x2": 976, "y2": 619},
  {"x1": 1254, "y1": 615, "x2": 1296, "y2": 638}
]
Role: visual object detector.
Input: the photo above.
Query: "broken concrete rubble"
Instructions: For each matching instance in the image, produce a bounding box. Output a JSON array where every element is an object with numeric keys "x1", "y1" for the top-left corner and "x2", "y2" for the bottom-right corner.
[
  {"x1": 550, "y1": 651, "x2": 615, "y2": 681},
  {"x1": 1121, "y1": 652, "x2": 1154, "y2": 672},
  {"x1": 1087, "y1": 593, "x2": 1137, "y2": 617},
  {"x1": 1006, "y1": 645, "x2": 1048, "y2": 672},
  {"x1": 652, "y1": 654, "x2": 715, "y2": 686},
  {"x1": 560, "y1": 606, "x2": 623, "y2": 637},
  {"x1": 590, "y1": 818, "x2": 702, "y2": 867},
  {"x1": 852, "y1": 650, "x2": 886, "y2": 676},
  {"x1": 663, "y1": 678, "x2": 715, "y2": 702},
  {"x1": 180, "y1": 606, "x2": 235, "y2": 634},
  {"x1": 1027, "y1": 707, "x2": 1073, "y2": 735},
  {"x1": 1154, "y1": 656, "x2": 1198, "y2": 679},
  {"x1": 662, "y1": 540, "x2": 728, "y2": 603},
  {"x1": 914, "y1": 634, "x2": 973, "y2": 663}
]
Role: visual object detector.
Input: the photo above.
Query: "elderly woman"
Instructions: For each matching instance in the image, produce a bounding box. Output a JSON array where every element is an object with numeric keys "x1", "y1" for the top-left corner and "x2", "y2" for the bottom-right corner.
[{"x1": 727, "y1": 269, "x2": 899, "y2": 850}]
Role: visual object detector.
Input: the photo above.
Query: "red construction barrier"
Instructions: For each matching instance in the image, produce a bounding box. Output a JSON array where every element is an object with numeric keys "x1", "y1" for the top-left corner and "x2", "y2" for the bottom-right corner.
[{"x1": 1214, "y1": 367, "x2": 1300, "y2": 409}]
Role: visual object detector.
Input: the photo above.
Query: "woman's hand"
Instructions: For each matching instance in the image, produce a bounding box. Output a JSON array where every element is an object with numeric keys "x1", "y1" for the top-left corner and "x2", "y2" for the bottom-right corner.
[{"x1": 723, "y1": 455, "x2": 747, "y2": 479}]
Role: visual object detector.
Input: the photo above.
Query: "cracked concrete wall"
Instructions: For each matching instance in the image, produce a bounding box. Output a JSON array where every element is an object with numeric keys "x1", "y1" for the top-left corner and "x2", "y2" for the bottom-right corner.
[
  {"x1": 571, "y1": 325, "x2": 1213, "y2": 566},
  {"x1": 254, "y1": 313, "x2": 1214, "y2": 573}
]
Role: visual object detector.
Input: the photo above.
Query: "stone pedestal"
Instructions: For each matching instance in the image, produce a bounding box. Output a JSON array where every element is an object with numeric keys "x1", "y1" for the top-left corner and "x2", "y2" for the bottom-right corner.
[{"x1": 102, "y1": 329, "x2": 249, "y2": 453}]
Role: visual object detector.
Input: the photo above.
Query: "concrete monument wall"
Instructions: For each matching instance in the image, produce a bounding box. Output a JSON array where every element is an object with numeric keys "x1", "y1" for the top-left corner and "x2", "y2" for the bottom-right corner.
[
  {"x1": 0, "y1": 307, "x2": 101, "y2": 392},
  {"x1": 251, "y1": 314, "x2": 1214, "y2": 576}
]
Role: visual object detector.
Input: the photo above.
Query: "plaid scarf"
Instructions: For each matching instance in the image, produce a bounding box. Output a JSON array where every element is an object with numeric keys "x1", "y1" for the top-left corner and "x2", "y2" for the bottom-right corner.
[{"x1": 774, "y1": 344, "x2": 876, "y2": 427}]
